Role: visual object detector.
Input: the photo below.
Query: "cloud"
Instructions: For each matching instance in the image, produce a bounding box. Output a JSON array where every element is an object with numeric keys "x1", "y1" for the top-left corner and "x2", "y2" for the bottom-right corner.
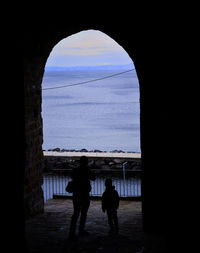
[
  {"x1": 47, "y1": 30, "x2": 133, "y2": 67},
  {"x1": 54, "y1": 43, "x2": 117, "y2": 57}
]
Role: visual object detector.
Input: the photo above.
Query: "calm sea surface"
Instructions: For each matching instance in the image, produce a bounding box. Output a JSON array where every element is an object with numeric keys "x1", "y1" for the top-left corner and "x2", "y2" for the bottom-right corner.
[{"x1": 42, "y1": 68, "x2": 140, "y2": 152}]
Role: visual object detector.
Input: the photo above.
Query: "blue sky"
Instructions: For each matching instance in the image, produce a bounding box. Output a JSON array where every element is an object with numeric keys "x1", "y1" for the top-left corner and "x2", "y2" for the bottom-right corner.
[{"x1": 46, "y1": 30, "x2": 134, "y2": 67}]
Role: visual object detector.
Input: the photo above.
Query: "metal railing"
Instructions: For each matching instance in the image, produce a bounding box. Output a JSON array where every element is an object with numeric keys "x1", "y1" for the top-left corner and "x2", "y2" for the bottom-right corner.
[{"x1": 42, "y1": 172, "x2": 141, "y2": 203}]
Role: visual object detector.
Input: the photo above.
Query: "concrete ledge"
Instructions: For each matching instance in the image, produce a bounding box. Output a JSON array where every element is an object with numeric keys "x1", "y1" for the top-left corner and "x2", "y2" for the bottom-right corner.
[{"x1": 43, "y1": 151, "x2": 142, "y2": 173}]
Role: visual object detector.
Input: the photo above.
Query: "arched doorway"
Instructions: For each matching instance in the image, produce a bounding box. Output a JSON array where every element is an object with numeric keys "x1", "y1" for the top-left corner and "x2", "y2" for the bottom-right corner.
[
  {"x1": 23, "y1": 17, "x2": 174, "y2": 252},
  {"x1": 42, "y1": 29, "x2": 141, "y2": 154},
  {"x1": 40, "y1": 30, "x2": 141, "y2": 209},
  {"x1": 41, "y1": 29, "x2": 141, "y2": 206},
  {"x1": 26, "y1": 29, "x2": 143, "y2": 250}
]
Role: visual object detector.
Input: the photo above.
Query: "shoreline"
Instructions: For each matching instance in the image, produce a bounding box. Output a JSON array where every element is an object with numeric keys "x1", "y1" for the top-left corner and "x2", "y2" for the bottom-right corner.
[
  {"x1": 43, "y1": 150, "x2": 141, "y2": 159},
  {"x1": 43, "y1": 150, "x2": 141, "y2": 173}
]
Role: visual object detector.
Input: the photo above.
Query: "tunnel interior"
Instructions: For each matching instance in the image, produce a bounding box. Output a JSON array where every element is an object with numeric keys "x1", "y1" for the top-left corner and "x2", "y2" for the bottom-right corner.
[{"x1": 22, "y1": 17, "x2": 176, "y2": 244}]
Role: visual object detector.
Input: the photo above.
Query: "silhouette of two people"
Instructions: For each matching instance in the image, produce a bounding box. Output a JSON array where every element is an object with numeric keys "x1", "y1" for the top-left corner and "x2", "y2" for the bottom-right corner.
[{"x1": 68, "y1": 156, "x2": 119, "y2": 240}]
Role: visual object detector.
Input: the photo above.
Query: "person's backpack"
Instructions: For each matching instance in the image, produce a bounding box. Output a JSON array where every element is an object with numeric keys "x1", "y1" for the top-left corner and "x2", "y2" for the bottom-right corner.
[{"x1": 65, "y1": 181, "x2": 74, "y2": 193}]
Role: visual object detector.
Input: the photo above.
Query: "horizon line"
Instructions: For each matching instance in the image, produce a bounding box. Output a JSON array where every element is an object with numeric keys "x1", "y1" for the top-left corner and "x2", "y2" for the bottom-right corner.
[{"x1": 45, "y1": 63, "x2": 134, "y2": 68}]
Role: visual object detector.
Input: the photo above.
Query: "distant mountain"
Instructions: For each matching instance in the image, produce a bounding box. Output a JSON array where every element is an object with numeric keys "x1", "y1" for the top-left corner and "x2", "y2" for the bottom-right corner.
[{"x1": 45, "y1": 64, "x2": 134, "y2": 71}]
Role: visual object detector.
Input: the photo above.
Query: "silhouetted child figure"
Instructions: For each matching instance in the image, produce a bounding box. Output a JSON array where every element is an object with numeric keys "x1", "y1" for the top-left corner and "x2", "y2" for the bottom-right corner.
[{"x1": 102, "y1": 178, "x2": 119, "y2": 235}]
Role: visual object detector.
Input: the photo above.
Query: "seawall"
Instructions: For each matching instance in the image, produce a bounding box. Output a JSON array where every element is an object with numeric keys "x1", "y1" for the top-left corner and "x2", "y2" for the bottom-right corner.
[{"x1": 43, "y1": 151, "x2": 141, "y2": 175}]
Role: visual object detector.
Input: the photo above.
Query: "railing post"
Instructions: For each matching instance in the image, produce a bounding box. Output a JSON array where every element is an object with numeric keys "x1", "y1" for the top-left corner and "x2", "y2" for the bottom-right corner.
[
  {"x1": 52, "y1": 174, "x2": 54, "y2": 196},
  {"x1": 123, "y1": 162, "x2": 127, "y2": 197}
]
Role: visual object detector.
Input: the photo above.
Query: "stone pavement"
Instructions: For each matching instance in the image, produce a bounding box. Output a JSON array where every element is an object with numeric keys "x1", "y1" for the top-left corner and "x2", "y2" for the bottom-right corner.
[{"x1": 25, "y1": 199, "x2": 165, "y2": 253}]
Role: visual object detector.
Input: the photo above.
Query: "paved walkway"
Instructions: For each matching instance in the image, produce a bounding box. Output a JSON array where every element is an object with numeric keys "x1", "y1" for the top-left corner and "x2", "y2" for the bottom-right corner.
[{"x1": 26, "y1": 199, "x2": 145, "y2": 253}]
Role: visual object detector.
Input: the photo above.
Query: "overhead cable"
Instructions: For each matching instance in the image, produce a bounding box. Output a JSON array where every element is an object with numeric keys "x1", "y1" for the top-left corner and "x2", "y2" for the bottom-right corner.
[{"x1": 42, "y1": 68, "x2": 135, "y2": 91}]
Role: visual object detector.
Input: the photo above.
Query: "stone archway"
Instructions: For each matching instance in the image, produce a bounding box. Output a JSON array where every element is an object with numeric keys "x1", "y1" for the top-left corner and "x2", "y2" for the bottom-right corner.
[
  {"x1": 24, "y1": 21, "x2": 172, "y2": 238},
  {"x1": 24, "y1": 27, "x2": 143, "y2": 217}
]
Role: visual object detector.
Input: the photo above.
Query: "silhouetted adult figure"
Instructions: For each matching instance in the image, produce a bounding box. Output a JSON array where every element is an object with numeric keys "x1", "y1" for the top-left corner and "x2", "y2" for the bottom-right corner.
[
  {"x1": 68, "y1": 156, "x2": 95, "y2": 240},
  {"x1": 102, "y1": 178, "x2": 119, "y2": 235}
]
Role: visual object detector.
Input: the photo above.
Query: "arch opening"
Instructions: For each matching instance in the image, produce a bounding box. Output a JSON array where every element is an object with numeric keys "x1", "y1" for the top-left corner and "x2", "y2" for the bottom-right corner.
[
  {"x1": 42, "y1": 29, "x2": 141, "y2": 154},
  {"x1": 41, "y1": 29, "x2": 141, "y2": 208}
]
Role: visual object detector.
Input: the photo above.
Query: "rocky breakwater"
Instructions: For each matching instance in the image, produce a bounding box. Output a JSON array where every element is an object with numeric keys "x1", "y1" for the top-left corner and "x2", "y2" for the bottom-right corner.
[{"x1": 43, "y1": 149, "x2": 141, "y2": 176}]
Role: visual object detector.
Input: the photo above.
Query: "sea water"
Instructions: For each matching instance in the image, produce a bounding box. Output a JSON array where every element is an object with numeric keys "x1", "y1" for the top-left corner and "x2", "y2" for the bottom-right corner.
[{"x1": 42, "y1": 67, "x2": 140, "y2": 152}]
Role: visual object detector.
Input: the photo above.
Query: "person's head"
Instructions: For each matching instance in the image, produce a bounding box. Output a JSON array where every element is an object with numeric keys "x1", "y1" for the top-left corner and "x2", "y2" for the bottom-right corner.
[
  {"x1": 80, "y1": 156, "x2": 88, "y2": 167},
  {"x1": 105, "y1": 178, "x2": 112, "y2": 188}
]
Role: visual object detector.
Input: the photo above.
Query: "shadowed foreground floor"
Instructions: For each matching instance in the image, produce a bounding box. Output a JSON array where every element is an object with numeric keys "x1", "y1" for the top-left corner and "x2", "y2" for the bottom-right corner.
[{"x1": 26, "y1": 199, "x2": 165, "y2": 253}]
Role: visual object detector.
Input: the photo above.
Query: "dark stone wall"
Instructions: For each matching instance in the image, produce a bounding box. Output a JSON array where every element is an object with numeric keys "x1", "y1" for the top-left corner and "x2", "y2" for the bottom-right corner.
[{"x1": 24, "y1": 56, "x2": 46, "y2": 217}]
